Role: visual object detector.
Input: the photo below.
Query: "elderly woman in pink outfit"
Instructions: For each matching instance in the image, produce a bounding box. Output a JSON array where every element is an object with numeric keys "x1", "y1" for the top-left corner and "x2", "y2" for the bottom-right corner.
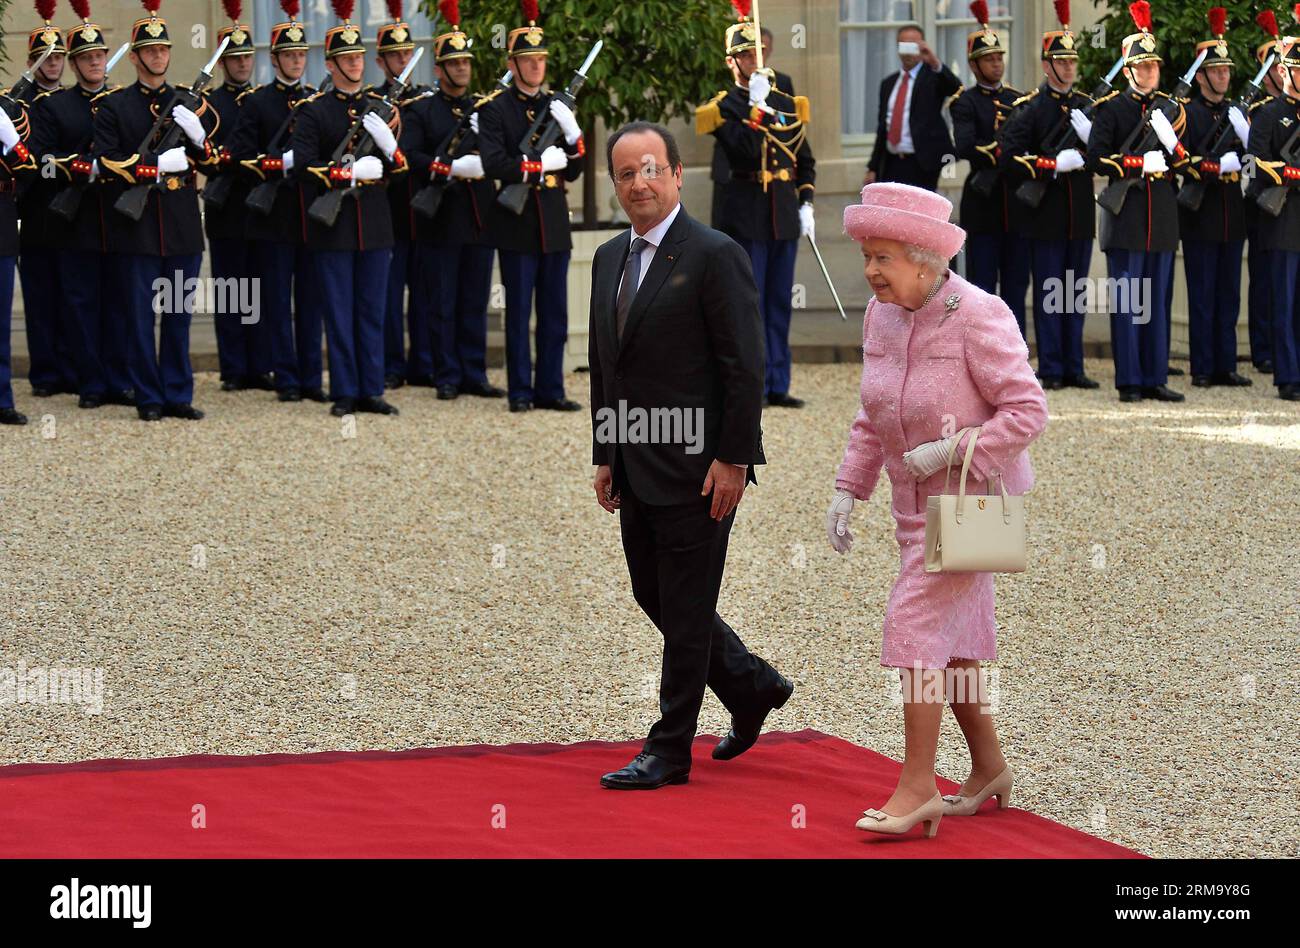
[{"x1": 828, "y1": 182, "x2": 1048, "y2": 839}]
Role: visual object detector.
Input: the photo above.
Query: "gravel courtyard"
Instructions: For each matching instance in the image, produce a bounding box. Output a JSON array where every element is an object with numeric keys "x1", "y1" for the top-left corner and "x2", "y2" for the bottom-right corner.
[{"x1": 1, "y1": 358, "x2": 1296, "y2": 858}]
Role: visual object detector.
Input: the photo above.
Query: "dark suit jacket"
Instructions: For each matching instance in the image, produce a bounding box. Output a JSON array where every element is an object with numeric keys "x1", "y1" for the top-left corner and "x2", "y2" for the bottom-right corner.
[
  {"x1": 868, "y1": 63, "x2": 962, "y2": 175},
  {"x1": 589, "y1": 207, "x2": 766, "y2": 506}
]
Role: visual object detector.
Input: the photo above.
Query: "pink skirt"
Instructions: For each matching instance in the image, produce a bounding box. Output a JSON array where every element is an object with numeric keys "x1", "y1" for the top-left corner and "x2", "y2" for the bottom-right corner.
[{"x1": 879, "y1": 510, "x2": 997, "y2": 669}]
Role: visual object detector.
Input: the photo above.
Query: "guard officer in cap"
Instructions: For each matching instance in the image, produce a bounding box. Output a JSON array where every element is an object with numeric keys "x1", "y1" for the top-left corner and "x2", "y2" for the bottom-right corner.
[
  {"x1": 0, "y1": 55, "x2": 38, "y2": 425},
  {"x1": 1245, "y1": 14, "x2": 1286, "y2": 377},
  {"x1": 93, "y1": 0, "x2": 221, "y2": 421}
]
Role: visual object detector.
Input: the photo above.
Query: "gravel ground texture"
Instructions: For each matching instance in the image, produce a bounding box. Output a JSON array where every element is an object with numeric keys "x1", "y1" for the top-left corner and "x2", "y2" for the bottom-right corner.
[{"x1": 1, "y1": 357, "x2": 1296, "y2": 859}]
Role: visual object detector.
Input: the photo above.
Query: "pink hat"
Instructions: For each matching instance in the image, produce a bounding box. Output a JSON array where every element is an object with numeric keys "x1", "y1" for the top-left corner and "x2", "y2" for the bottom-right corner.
[{"x1": 844, "y1": 182, "x2": 966, "y2": 259}]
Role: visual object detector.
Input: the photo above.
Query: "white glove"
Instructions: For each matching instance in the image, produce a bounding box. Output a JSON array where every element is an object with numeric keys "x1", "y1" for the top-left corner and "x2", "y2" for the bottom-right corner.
[
  {"x1": 798, "y1": 203, "x2": 815, "y2": 239},
  {"x1": 349, "y1": 154, "x2": 383, "y2": 186},
  {"x1": 902, "y1": 436, "x2": 958, "y2": 480},
  {"x1": 157, "y1": 146, "x2": 189, "y2": 174},
  {"x1": 548, "y1": 99, "x2": 581, "y2": 146},
  {"x1": 747, "y1": 71, "x2": 772, "y2": 112},
  {"x1": 826, "y1": 490, "x2": 855, "y2": 554},
  {"x1": 1069, "y1": 109, "x2": 1092, "y2": 145},
  {"x1": 0, "y1": 109, "x2": 18, "y2": 151},
  {"x1": 171, "y1": 104, "x2": 205, "y2": 147},
  {"x1": 1054, "y1": 148, "x2": 1085, "y2": 174},
  {"x1": 469, "y1": 112, "x2": 479, "y2": 135},
  {"x1": 1227, "y1": 106, "x2": 1250, "y2": 148},
  {"x1": 540, "y1": 144, "x2": 567, "y2": 172},
  {"x1": 450, "y1": 154, "x2": 483, "y2": 179},
  {"x1": 363, "y1": 112, "x2": 398, "y2": 159},
  {"x1": 1148, "y1": 109, "x2": 1179, "y2": 155},
  {"x1": 1141, "y1": 149, "x2": 1168, "y2": 175},
  {"x1": 1218, "y1": 150, "x2": 1242, "y2": 175},
  {"x1": 280, "y1": 149, "x2": 294, "y2": 172}
]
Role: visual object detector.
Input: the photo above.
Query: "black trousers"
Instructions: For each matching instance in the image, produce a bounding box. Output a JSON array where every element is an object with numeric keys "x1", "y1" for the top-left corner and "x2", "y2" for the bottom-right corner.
[
  {"x1": 616, "y1": 465, "x2": 783, "y2": 765},
  {"x1": 880, "y1": 152, "x2": 941, "y2": 192}
]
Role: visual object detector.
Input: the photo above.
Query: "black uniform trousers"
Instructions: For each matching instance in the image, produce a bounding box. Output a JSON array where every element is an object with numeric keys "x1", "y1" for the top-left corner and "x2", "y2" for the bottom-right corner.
[{"x1": 878, "y1": 152, "x2": 941, "y2": 191}]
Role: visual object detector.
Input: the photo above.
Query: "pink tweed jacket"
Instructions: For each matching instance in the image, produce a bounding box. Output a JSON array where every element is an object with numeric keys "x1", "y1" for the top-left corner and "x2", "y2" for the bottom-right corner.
[{"x1": 836, "y1": 271, "x2": 1048, "y2": 514}]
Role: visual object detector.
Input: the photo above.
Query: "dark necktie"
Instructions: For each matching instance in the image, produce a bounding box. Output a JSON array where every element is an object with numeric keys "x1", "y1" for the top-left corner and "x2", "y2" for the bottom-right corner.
[{"x1": 616, "y1": 236, "x2": 649, "y2": 343}]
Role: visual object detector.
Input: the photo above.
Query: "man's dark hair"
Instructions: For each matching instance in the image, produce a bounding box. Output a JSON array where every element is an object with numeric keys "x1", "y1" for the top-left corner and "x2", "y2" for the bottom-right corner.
[
  {"x1": 760, "y1": 26, "x2": 773, "y2": 42},
  {"x1": 897, "y1": 23, "x2": 924, "y2": 39},
  {"x1": 606, "y1": 121, "x2": 683, "y2": 179}
]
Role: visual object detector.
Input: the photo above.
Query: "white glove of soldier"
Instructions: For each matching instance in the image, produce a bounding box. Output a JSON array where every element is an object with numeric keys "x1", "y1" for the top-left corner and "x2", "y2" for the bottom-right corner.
[
  {"x1": 540, "y1": 144, "x2": 568, "y2": 172},
  {"x1": 1148, "y1": 109, "x2": 1179, "y2": 155},
  {"x1": 1227, "y1": 106, "x2": 1250, "y2": 148},
  {"x1": 548, "y1": 99, "x2": 581, "y2": 146},
  {"x1": 1218, "y1": 151, "x2": 1242, "y2": 175},
  {"x1": 748, "y1": 71, "x2": 772, "y2": 112},
  {"x1": 903, "y1": 435, "x2": 959, "y2": 480},
  {"x1": 826, "y1": 490, "x2": 855, "y2": 555},
  {"x1": 1069, "y1": 109, "x2": 1092, "y2": 145},
  {"x1": 469, "y1": 112, "x2": 479, "y2": 134},
  {"x1": 451, "y1": 154, "x2": 484, "y2": 179},
  {"x1": 1142, "y1": 149, "x2": 1168, "y2": 175},
  {"x1": 281, "y1": 149, "x2": 294, "y2": 172},
  {"x1": 362, "y1": 112, "x2": 398, "y2": 159},
  {"x1": 157, "y1": 146, "x2": 189, "y2": 174},
  {"x1": 349, "y1": 154, "x2": 383, "y2": 186},
  {"x1": 0, "y1": 109, "x2": 18, "y2": 152},
  {"x1": 799, "y1": 203, "x2": 815, "y2": 239},
  {"x1": 171, "y1": 104, "x2": 206, "y2": 147},
  {"x1": 1054, "y1": 148, "x2": 1085, "y2": 173}
]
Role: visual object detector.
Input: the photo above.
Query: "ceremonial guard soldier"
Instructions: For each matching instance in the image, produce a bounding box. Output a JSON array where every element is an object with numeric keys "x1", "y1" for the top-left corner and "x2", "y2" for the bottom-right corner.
[
  {"x1": 400, "y1": 0, "x2": 506, "y2": 401},
  {"x1": 1179, "y1": 8, "x2": 1252, "y2": 389},
  {"x1": 1085, "y1": 2, "x2": 1187, "y2": 402},
  {"x1": 0, "y1": 43, "x2": 39, "y2": 424},
  {"x1": 696, "y1": 0, "x2": 815, "y2": 408},
  {"x1": 28, "y1": 2, "x2": 133, "y2": 410},
  {"x1": 1245, "y1": 12, "x2": 1284, "y2": 376},
  {"x1": 999, "y1": 0, "x2": 1098, "y2": 389},
  {"x1": 226, "y1": 1, "x2": 324, "y2": 404},
  {"x1": 290, "y1": 0, "x2": 407, "y2": 417},
  {"x1": 477, "y1": 0, "x2": 586, "y2": 413},
  {"x1": 949, "y1": 2, "x2": 1030, "y2": 339},
  {"x1": 93, "y1": 0, "x2": 221, "y2": 421},
  {"x1": 205, "y1": 2, "x2": 271, "y2": 393},
  {"x1": 17, "y1": 3, "x2": 74, "y2": 399},
  {"x1": 374, "y1": 0, "x2": 430, "y2": 390},
  {"x1": 1246, "y1": 33, "x2": 1300, "y2": 401}
]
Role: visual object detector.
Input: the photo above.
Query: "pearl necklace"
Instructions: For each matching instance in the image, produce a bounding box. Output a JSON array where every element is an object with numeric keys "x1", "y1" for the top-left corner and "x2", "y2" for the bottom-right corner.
[{"x1": 909, "y1": 271, "x2": 946, "y2": 312}]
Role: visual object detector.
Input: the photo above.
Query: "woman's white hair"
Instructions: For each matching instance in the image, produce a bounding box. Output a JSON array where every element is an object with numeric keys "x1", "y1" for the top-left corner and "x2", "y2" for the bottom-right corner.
[{"x1": 902, "y1": 243, "x2": 948, "y2": 273}]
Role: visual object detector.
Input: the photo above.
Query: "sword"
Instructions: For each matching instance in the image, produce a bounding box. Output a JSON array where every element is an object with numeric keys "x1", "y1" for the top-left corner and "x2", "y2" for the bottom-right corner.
[
  {"x1": 806, "y1": 232, "x2": 847, "y2": 321},
  {"x1": 105, "y1": 41, "x2": 131, "y2": 75}
]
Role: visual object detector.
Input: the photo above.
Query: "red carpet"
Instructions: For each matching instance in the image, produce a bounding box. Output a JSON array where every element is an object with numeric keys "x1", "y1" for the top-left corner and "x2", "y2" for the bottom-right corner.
[{"x1": 0, "y1": 730, "x2": 1141, "y2": 858}]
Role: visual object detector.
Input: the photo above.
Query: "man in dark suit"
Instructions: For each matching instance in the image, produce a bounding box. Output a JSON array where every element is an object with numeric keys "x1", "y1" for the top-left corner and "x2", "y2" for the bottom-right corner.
[
  {"x1": 590, "y1": 121, "x2": 793, "y2": 790},
  {"x1": 866, "y1": 23, "x2": 961, "y2": 190}
]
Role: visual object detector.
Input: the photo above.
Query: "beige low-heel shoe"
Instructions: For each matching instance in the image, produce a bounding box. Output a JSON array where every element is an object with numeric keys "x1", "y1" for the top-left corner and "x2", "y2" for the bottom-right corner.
[
  {"x1": 941, "y1": 765, "x2": 1013, "y2": 816},
  {"x1": 855, "y1": 792, "x2": 944, "y2": 838}
]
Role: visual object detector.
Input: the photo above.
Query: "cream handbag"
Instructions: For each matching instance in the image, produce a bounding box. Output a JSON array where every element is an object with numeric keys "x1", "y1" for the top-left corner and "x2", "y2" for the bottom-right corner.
[{"x1": 923, "y1": 426, "x2": 1026, "y2": 573}]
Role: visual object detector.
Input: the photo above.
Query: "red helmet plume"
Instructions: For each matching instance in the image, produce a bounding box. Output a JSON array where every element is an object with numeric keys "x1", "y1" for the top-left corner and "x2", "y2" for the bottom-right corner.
[
  {"x1": 35, "y1": 0, "x2": 57, "y2": 22},
  {"x1": 1257, "y1": 9, "x2": 1280, "y2": 39},
  {"x1": 1207, "y1": 7, "x2": 1226, "y2": 38},
  {"x1": 439, "y1": 0, "x2": 460, "y2": 26},
  {"x1": 221, "y1": 0, "x2": 241, "y2": 21},
  {"x1": 1053, "y1": 0, "x2": 1070, "y2": 28},
  {"x1": 969, "y1": 1, "x2": 989, "y2": 27},
  {"x1": 69, "y1": 0, "x2": 92, "y2": 20},
  {"x1": 1128, "y1": 1, "x2": 1151, "y2": 33},
  {"x1": 730, "y1": 0, "x2": 751, "y2": 19}
]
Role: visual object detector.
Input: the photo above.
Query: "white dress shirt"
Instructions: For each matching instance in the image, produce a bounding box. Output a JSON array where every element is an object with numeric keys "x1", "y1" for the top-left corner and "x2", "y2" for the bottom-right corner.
[
  {"x1": 883, "y1": 60, "x2": 943, "y2": 156},
  {"x1": 621, "y1": 200, "x2": 682, "y2": 291}
]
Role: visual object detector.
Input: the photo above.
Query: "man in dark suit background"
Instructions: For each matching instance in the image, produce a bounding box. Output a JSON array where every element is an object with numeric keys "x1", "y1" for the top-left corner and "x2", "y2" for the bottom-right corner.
[
  {"x1": 590, "y1": 121, "x2": 793, "y2": 790},
  {"x1": 865, "y1": 23, "x2": 962, "y2": 190}
]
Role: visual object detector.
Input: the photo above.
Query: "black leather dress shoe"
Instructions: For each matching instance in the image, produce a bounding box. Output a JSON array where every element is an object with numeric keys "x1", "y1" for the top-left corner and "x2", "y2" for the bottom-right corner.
[
  {"x1": 78, "y1": 394, "x2": 103, "y2": 409},
  {"x1": 384, "y1": 374, "x2": 406, "y2": 390},
  {"x1": 277, "y1": 388, "x2": 302, "y2": 402},
  {"x1": 436, "y1": 384, "x2": 459, "y2": 400},
  {"x1": 301, "y1": 387, "x2": 329, "y2": 403},
  {"x1": 0, "y1": 407, "x2": 28, "y2": 425},
  {"x1": 508, "y1": 399, "x2": 532, "y2": 413},
  {"x1": 1167, "y1": 365, "x2": 1185, "y2": 376},
  {"x1": 765, "y1": 392, "x2": 806, "y2": 407},
  {"x1": 30, "y1": 384, "x2": 61, "y2": 397},
  {"x1": 104, "y1": 390, "x2": 136, "y2": 406},
  {"x1": 406, "y1": 373, "x2": 436, "y2": 387},
  {"x1": 330, "y1": 398, "x2": 355, "y2": 417},
  {"x1": 713, "y1": 675, "x2": 795, "y2": 761},
  {"x1": 1063, "y1": 374, "x2": 1100, "y2": 389},
  {"x1": 462, "y1": 381, "x2": 506, "y2": 398},
  {"x1": 1280, "y1": 384, "x2": 1300, "y2": 401},
  {"x1": 1192, "y1": 374, "x2": 1214, "y2": 388},
  {"x1": 599, "y1": 753, "x2": 690, "y2": 790},
  {"x1": 356, "y1": 396, "x2": 400, "y2": 415},
  {"x1": 1255, "y1": 360, "x2": 1274, "y2": 374},
  {"x1": 220, "y1": 378, "x2": 245, "y2": 392},
  {"x1": 137, "y1": 405, "x2": 163, "y2": 421},
  {"x1": 246, "y1": 373, "x2": 276, "y2": 391},
  {"x1": 1118, "y1": 386, "x2": 1144, "y2": 402},
  {"x1": 1213, "y1": 371, "x2": 1253, "y2": 387},
  {"x1": 1141, "y1": 385, "x2": 1185, "y2": 402},
  {"x1": 1039, "y1": 376, "x2": 1064, "y2": 390},
  {"x1": 163, "y1": 403, "x2": 204, "y2": 420},
  {"x1": 534, "y1": 397, "x2": 581, "y2": 411}
]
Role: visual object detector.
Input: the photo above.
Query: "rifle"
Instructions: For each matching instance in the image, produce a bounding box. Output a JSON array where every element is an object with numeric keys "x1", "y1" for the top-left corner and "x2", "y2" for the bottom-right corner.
[
  {"x1": 113, "y1": 36, "x2": 230, "y2": 222},
  {"x1": 1014, "y1": 55, "x2": 1125, "y2": 210},
  {"x1": 307, "y1": 47, "x2": 424, "y2": 229},
  {"x1": 48, "y1": 42, "x2": 132, "y2": 223},
  {"x1": 410, "y1": 70, "x2": 512, "y2": 220},
  {"x1": 1254, "y1": 115, "x2": 1300, "y2": 217},
  {"x1": 244, "y1": 76, "x2": 332, "y2": 216},
  {"x1": 497, "y1": 40, "x2": 602, "y2": 216},
  {"x1": 1097, "y1": 47, "x2": 1208, "y2": 217},
  {"x1": 1, "y1": 42, "x2": 55, "y2": 120},
  {"x1": 1178, "y1": 52, "x2": 1275, "y2": 212}
]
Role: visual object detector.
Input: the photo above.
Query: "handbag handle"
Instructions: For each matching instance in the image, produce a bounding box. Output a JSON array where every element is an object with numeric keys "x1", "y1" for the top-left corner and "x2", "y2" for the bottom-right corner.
[{"x1": 941, "y1": 427, "x2": 1012, "y2": 525}]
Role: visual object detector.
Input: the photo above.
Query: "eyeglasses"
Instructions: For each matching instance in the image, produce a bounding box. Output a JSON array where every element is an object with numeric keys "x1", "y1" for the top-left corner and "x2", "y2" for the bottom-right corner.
[{"x1": 613, "y1": 164, "x2": 668, "y2": 186}]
